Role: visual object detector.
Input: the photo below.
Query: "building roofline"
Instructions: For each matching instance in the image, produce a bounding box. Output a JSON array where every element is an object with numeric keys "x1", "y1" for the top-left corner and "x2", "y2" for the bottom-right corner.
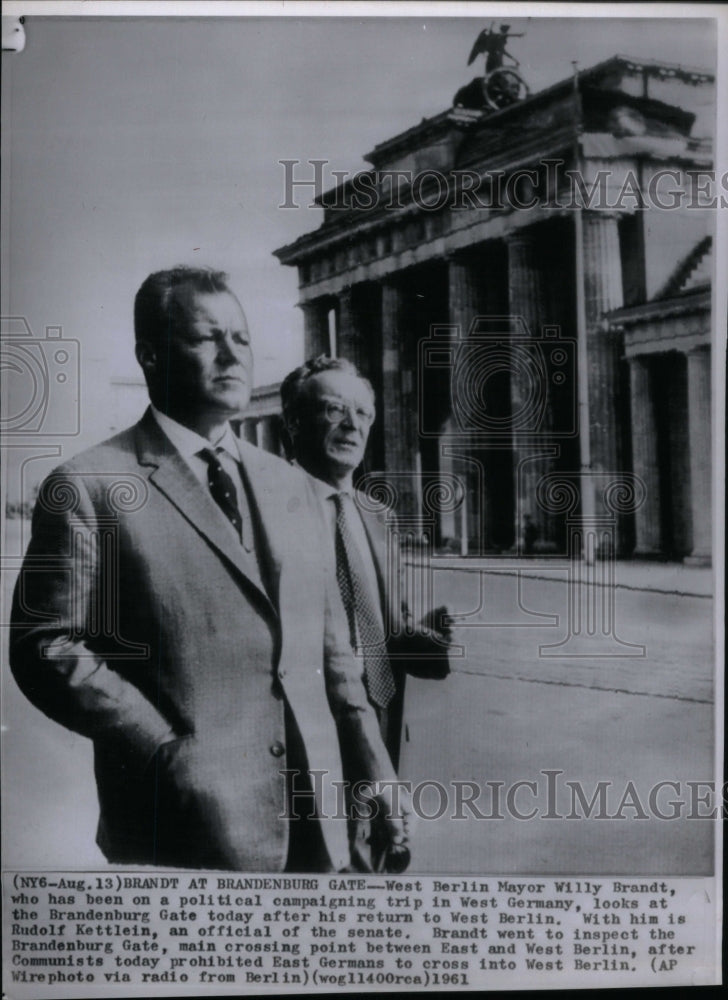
[
  {"x1": 654, "y1": 235, "x2": 712, "y2": 300},
  {"x1": 250, "y1": 382, "x2": 282, "y2": 400},
  {"x1": 607, "y1": 286, "x2": 711, "y2": 327},
  {"x1": 274, "y1": 52, "x2": 714, "y2": 266},
  {"x1": 360, "y1": 54, "x2": 713, "y2": 170}
]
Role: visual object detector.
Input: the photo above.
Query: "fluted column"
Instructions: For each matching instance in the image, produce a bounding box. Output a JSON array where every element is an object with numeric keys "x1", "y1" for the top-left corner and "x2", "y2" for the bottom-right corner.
[
  {"x1": 300, "y1": 300, "x2": 330, "y2": 358},
  {"x1": 685, "y1": 346, "x2": 711, "y2": 565},
  {"x1": 381, "y1": 279, "x2": 419, "y2": 521},
  {"x1": 448, "y1": 256, "x2": 479, "y2": 334},
  {"x1": 254, "y1": 420, "x2": 264, "y2": 449},
  {"x1": 582, "y1": 212, "x2": 624, "y2": 475},
  {"x1": 259, "y1": 416, "x2": 279, "y2": 455},
  {"x1": 506, "y1": 230, "x2": 557, "y2": 552},
  {"x1": 447, "y1": 256, "x2": 482, "y2": 553},
  {"x1": 581, "y1": 211, "x2": 627, "y2": 555},
  {"x1": 336, "y1": 287, "x2": 367, "y2": 375},
  {"x1": 240, "y1": 418, "x2": 258, "y2": 445},
  {"x1": 628, "y1": 357, "x2": 661, "y2": 557}
]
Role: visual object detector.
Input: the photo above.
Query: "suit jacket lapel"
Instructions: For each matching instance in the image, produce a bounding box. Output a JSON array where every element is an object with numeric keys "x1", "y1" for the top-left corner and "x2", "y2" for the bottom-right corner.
[
  {"x1": 233, "y1": 436, "x2": 284, "y2": 607},
  {"x1": 235, "y1": 444, "x2": 336, "y2": 631},
  {"x1": 134, "y1": 410, "x2": 274, "y2": 613}
]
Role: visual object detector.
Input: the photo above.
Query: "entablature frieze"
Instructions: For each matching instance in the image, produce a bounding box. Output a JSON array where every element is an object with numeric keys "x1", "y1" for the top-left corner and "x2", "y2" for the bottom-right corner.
[
  {"x1": 621, "y1": 304, "x2": 711, "y2": 359},
  {"x1": 293, "y1": 207, "x2": 568, "y2": 303},
  {"x1": 279, "y1": 156, "x2": 712, "y2": 300}
]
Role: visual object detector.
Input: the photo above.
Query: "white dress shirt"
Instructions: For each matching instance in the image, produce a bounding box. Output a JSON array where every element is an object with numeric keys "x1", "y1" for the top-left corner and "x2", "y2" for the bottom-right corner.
[
  {"x1": 151, "y1": 405, "x2": 242, "y2": 488},
  {"x1": 150, "y1": 406, "x2": 257, "y2": 557}
]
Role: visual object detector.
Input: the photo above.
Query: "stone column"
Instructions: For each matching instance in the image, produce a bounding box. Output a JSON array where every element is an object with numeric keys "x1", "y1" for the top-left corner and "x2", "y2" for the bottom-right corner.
[
  {"x1": 300, "y1": 300, "x2": 330, "y2": 358},
  {"x1": 581, "y1": 211, "x2": 626, "y2": 554},
  {"x1": 506, "y1": 230, "x2": 557, "y2": 552},
  {"x1": 436, "y1": 417, "x2": 458, "y2": 548},
  {"x1": 336, "y1": 287, "x2": 367, "y2": 375},
  {"x1": 582, "y1": 212, "x2": 623, "y2": 474},
  {"x1": 685, "y1": 346, "x2": 711, "y2": 565},
  {"x1": 259, "y1": 416, "x2": 279, "y2": 455},
  {"x1": 240, "y1": 418, "x2": 258, "y2": 445},
  {"x1": 447, "y1": 256, "x2": 482, "y2": 553},
  {"x1": 448, "y1": 256, "x2": 479, "y2": 333},
  {"x1": 628, "y1": 356, "x2": 661, "y2": 557},
  {"x1": 381, "y1": 279, "x2": 419, "y2": 522}
]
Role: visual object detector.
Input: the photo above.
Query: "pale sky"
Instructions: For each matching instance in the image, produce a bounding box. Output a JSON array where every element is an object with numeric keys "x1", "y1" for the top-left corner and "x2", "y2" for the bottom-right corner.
[{"x1": 0, "y1": 9, "x2": 718, "y2": 461}]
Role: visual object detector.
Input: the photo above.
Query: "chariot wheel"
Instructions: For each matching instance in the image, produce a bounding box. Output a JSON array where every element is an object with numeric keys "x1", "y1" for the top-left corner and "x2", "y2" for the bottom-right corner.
[{"x1": 482, "y1": 68, "x2": 529, "y2": 110}]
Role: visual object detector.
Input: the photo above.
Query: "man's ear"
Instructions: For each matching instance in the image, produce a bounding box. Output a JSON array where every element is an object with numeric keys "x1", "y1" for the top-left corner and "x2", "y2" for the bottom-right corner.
[
  {"x1": 135, "y1": 340, "x2": 157, "y2": 378},
  {"x1": 283, "y1": 411, "x2": 299, "y2": 440},
  {"x1": 279, "y1": 412, "x2": 301, "y2": 461},
  {"x1": 276, "y1": 415, "x2": 295, "y2": 461}
]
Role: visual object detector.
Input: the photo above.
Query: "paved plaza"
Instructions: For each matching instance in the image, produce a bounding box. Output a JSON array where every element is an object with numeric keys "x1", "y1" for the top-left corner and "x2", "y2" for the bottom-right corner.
[
  {"x1": 2, "y1": 520, "x2": 716, "y2": 874},
  {"x1": 400, "y1": 560, "x2": 715, "y2": 874}
]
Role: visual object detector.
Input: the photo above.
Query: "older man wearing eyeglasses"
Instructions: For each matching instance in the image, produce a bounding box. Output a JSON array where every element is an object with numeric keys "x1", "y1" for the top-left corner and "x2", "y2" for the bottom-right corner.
[{"x1": 280, "y1": 356, "x2": 451, "y2": 788}]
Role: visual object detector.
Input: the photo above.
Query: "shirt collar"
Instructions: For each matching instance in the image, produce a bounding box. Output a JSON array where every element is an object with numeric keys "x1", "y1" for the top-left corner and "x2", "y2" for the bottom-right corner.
[
  {"x1": 150, "y1": 405, "x2": 240, "y2": 463},
  {"x1": 292, "y1": 460, "x2": 353, "y2": 503}
]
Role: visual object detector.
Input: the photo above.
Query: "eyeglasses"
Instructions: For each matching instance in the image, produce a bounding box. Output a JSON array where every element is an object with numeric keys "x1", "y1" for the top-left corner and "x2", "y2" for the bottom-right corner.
[{"x1": 319, "y1": 398, "x2": 375, "y2": 428}]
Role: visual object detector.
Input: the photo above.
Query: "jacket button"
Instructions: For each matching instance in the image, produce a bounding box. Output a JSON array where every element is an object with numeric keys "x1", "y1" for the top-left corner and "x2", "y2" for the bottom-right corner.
[{"x1": 269, "y1": 741, "x2": 285, "y2": 757}]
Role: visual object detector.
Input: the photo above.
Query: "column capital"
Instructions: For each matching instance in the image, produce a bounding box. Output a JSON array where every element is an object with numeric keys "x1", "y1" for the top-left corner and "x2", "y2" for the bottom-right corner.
[
  {"x1": 446, "y1": 247, "x2": 479, "y2": 263},
  {"x1": 504, "y1": 227, "x2": 538, "y2": 248},
  {"x1": 380, "y1": 273, "x2": 402, "y2": 292},
  {"x1": 582, "y1": 208, "x2": 623, "y2": 223},
  {"x1": 298, "y1": 297, "x2": 322, "y2": 312}
]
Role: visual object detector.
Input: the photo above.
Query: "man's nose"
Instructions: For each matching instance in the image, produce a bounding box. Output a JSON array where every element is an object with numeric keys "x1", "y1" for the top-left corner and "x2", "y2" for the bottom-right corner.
[
  {"x1": 216, "y1": 334, "x2": 245, "y2": 365},
  {"x1": 340, "y1": 407, "x2": 356, "y2": 428}
]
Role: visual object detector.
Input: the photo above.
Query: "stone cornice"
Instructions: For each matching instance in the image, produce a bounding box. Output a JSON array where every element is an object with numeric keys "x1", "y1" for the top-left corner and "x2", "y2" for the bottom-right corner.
[
  {"x1": 609, "y1": 287, "x2": 711, "y2": 328},
  {"x1": 274, "y1": 136, "x2": 577, "y2": 266},
  {"x1": 275, "y1": 144, "x2": 712, "y2": 270},
  {"x1": 291, "y1": 207, "x2": 567, "y2": 302}
]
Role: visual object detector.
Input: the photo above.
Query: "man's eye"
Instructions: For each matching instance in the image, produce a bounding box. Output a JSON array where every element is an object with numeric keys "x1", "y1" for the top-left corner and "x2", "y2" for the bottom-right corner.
[
  {"x1": 233, "y1": 334, "x2": 250, "y2": 346},
  {"x1": 357, "y1": 409, "x2": 373, "y2": 423},
  {"x1": 326, "y1": 402, "x2": 346, "y2": 417}
]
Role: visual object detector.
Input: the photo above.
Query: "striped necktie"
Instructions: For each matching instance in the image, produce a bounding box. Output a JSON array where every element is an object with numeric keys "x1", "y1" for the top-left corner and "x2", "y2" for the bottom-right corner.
[{"x1": 333, "y1": 492, "x2": 395, "y2": 709}]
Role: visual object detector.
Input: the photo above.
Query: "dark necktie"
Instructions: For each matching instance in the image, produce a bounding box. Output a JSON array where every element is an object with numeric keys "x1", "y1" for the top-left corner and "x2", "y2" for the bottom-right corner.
[
  {"x1": 333, "y1": 492, "x2": 395, "y2": 709},
  {"x1": 200, "y1": 447, "x2": 251, "y2": 551}
]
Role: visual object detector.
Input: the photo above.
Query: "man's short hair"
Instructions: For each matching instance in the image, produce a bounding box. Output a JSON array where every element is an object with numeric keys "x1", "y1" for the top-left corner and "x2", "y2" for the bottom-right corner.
[
  {"x1": 280, "y1": 355, "x2": 374, "y2": 421},
  {"x1": 134, "y1": 266, "x2": 232, "y2": 347}
]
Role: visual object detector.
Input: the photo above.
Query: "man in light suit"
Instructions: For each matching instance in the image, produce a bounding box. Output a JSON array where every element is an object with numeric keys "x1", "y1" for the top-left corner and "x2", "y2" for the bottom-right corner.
[
  {"x1": 10, "y1": 267, "x2": 406, "y2": 872},
  {"x1": 280, "y1": 356, "x2": 451, "y2": 774}
]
